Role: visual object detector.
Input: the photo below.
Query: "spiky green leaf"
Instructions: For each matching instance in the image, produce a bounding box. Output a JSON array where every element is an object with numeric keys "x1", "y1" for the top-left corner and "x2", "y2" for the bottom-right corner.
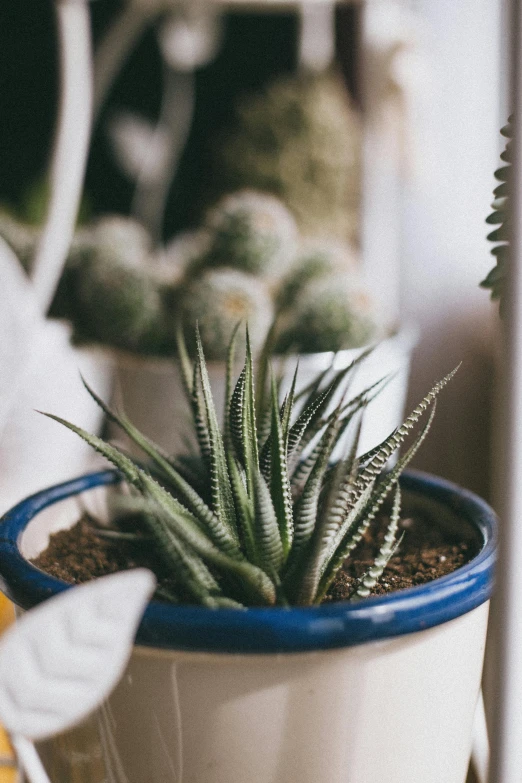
[
  {"x1": 269, "y1": 375, "x2": 294, "y2": 557},
  {"x1": 230, "y1": 367, "x2": 246, "y2": 464},
  {"x1": 353, "y1": 367, "x2": 459, "y2": 496},
  {"x1": 195, "y1": 327, "x2": 238, "y2": 538},
  {"x1": 175, "y1": 322, "x2": 194, "y2": 401},
  {"x1": 316, "y1": 402, "x2": 437, "y2": 602},
  {"x1": 81, "y1": 377, "x2": 241, "y2": 556},
  {"x1": 224, "y1": 322, "x2": 241, "y2": 446},
  {"x1": 296, "y1": 417, "x2": 363, "y2": 604},
  {"x1": 353, "y1": 486, "x2": 402, "y2": 600},
  {"x1": 252, "y1": 469, "x2": 284, "y2": 576}
]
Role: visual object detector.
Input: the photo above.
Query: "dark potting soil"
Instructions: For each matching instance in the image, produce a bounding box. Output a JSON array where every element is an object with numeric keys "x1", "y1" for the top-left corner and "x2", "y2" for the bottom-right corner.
[{"x1": 32, "y1": 507, "x2": 478, "y2": 604}]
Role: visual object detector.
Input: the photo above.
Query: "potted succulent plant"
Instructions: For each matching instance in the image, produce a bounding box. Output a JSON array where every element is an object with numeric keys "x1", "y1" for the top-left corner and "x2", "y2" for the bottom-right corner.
[{"x1": 0, "y1": 328, "x2": 496, "y2": 783}]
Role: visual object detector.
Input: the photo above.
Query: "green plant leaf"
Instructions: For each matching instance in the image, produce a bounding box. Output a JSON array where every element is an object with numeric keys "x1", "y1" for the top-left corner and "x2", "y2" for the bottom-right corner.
[
  {"x1": 242, "y1": 328, "x2": 260, "y2": 495},
  {"x1": 175, "y1": 322, "x2": 194, "y2": 401},
  {"x1": 45, "y1": 322, "x2": 457, "y2": 608},
  {"x1": 269, "y1": 374, "x2": 294, "y2": 558},
  {"x1": 230, "y1": 366, "x2": 247, "y2": 465},
  {"x1": 284, "y1": 409, "x2": 343, "y2": 600},
  {"x1": 352, "y1": 486, "x2": 403, "y2": 600},
  {"x1": 228, "y1": 454, "x2": 256, "y2": 561},
  {"x1": 354, "y1": 367, "x2": 459, "y2": 495},
  {"x1": 296, "y1": 417, "x2": 363, "y2": 604},
  {"x1": 255, "y1": 319, "x2": 279, "y2": 422},
  {"x1": 195, "y1": 327, "x2": 238, "y2": 539},
  {"x1": 224, "y1": 322, "x2": 241, "y2": 448},
  {"x1": 192, "y1": 357, "x2": 212, "y2": 462},
  {"x1": 80, "y1": 377, "x2": 241, "y2": 556},
  {"x1": 258, "y1": 363, "x2": 298, "y2": 481},
  {"x1": 141, "y1": 471, "x2": 275, "y2": 605},
  {"x1": 316, "y1": 402, "x2": 437, "y2": 603},
  {"x1": 252, "y1": 468, "x2": 284, "y2": 576},
  {"x1": 42, "y1": 411, "x2": 275, "y2": 605}
]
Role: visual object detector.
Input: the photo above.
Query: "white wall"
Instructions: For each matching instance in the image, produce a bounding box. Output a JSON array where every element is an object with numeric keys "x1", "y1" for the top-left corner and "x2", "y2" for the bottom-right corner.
[{"x1": 397, "y1": 0, "x2": 502, "y2": 496}]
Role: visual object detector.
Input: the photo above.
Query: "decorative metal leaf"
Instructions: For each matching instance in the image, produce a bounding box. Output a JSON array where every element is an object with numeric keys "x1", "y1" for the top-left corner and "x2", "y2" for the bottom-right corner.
[{"x1": 0, "y1": 570, "x2": 155, "y2": 741}]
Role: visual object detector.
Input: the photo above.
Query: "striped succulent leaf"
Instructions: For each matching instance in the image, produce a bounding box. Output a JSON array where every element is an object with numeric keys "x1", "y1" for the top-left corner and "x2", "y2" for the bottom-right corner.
[
  {"x1": 353, "y1": 485, "x2": 403, "y2": 600},
  {"x1": 43, "y1": 327, "x2": 456, "y2": 607}
]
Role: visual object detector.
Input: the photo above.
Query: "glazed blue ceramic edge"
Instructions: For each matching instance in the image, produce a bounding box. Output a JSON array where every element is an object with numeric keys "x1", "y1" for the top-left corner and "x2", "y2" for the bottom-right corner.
[{"x1": 0, "y1": 469, "x2": 497, "y2": 654}]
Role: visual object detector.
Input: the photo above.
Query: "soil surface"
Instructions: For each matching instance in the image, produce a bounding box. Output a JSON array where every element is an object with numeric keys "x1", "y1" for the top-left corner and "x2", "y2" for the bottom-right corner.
[
  {"x1": 32, "y1": 508, "x2": 478, "y2": 604},
  {"x1": 324, "y1": 512, "x2": 477, "y2": 602}
]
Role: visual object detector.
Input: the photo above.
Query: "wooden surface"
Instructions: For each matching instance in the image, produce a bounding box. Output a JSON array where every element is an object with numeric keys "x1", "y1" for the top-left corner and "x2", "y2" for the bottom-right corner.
[{"x1": 0, "y1": 595, "x2": 17, "y2": 781}]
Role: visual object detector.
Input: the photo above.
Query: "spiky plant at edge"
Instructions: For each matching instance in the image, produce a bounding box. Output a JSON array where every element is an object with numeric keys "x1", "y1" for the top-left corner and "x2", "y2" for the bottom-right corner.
[{"x1": 481, "y1": 116, "x2": 512, "y2": 314}]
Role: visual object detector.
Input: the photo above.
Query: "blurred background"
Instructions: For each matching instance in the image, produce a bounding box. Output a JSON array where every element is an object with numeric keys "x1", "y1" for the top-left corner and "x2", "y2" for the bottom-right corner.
[
  {"x1": 0, "y1": 0, "x2": 502, "y2": 500},
  {"x1": 0, "y1": 3, "x2": 507, "y2": 781}
]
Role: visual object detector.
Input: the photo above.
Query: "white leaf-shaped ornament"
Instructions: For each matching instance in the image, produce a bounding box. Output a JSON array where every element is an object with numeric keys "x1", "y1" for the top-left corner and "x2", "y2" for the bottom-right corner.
[
  {"x1": 0, "y1": 569, "x2": 156, "y2": 742},
  {"x1": 0, "y1": 238, "x2": 41, "y2": 433}
]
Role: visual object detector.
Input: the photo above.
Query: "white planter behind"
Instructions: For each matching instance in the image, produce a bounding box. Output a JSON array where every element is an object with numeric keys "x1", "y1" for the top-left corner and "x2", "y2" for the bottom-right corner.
[
  {"x1": 111, "y1": 325, "x2": 417, "y2": 460},
  {"x1": 0, "y1": 322, "x2": 113, "y2": 513}
]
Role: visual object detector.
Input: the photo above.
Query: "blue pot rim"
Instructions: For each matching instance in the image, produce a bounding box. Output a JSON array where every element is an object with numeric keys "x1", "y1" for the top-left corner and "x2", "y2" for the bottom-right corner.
[{"x1": 0, "y1": 469, "x2": 497, "y2": 654}]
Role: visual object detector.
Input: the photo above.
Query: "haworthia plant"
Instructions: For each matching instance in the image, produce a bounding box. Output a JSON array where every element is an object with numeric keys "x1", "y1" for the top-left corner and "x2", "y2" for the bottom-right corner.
[{"x1": 42, "y1": 328, "x2": 457, "y2": 607}]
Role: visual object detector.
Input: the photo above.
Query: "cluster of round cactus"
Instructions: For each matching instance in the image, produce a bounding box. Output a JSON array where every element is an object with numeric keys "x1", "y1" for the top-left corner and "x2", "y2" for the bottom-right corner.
[
  {"x1": 203, "y1": 191, "x2": 298, "y2": 279},
  {"x1": 179, "y1": 268, "x2": 274, "y2": 359},
  {"x1": 213, "y1": 70, "x2": 361, "y2": 245},
  {"x1": 275, "y1": 274, "x2": 375, "y2": 354},
  {"x1": 172, "y1": 191, "x2": 377, "y2": 358},
  {"x1": 50, "y1": 216, "x2": 167, "y2": 354},
  {"x1": 0, "y1": 189, "x2": 378, "y2": 359}
]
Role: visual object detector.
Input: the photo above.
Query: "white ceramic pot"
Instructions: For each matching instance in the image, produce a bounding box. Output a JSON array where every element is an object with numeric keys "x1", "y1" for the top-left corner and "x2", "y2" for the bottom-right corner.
[
  {"x1": 0, "y1": 468, "x2": 496, "y2": 783},
  {"x1": 111, "y1": 325, "x2": 417, "y2": 460},
  {"x1": 0, "y1": 321, "x2": 113, "y2": 513}
]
